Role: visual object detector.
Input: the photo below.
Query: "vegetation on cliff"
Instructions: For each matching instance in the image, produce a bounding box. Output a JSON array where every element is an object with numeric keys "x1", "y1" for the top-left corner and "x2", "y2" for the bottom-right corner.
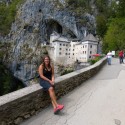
[
  {"x1": 0, "y1": 62, "x2": 25, "y2": 96},
  {"x1": 0, "y1": 42, "x2": 24, "y2": 96},
  {"x1": 0, "y1": 0, "x2": 25, "y2": 35}
]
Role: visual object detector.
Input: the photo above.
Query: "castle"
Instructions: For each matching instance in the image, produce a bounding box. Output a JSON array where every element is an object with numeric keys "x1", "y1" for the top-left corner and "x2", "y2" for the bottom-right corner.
[{"x1": 48, "y1": 32, "x2": 98, "y2": 65}]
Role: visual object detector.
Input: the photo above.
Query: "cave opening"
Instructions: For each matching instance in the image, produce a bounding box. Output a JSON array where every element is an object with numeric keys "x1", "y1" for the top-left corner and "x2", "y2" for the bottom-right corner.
[
  {"x1": 46, "y1": 20, "x2": 62, "y2": 40},
  {"x1": 45, "y1": 19, "x2": 77, "y2": 41}
]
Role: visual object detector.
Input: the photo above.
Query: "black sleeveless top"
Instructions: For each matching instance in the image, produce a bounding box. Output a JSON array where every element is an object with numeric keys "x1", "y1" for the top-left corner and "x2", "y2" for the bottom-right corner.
[{"x1": 43, "y1": 67, "x2": 52, "y2": 80}]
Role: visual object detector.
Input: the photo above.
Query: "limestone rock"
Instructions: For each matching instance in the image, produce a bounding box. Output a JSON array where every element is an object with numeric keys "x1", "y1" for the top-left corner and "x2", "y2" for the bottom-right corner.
[{"x1": 2, "y1": 0, "x2": 96, "y2": 84}]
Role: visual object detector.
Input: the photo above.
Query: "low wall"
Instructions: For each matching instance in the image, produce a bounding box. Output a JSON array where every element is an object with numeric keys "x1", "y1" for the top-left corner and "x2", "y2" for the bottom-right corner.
[{"x1": 0, "y1": 57, "x2": 107, "y2": 125}]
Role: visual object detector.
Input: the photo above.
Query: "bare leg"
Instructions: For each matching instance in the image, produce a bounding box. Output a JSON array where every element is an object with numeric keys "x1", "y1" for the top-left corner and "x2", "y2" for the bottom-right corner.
[
  {"x1": 51, "y1": 100, "x2": 56, "y2": 109},
  {"x1": 48, "y1": 87, "x2": 58, "y2": 108}
]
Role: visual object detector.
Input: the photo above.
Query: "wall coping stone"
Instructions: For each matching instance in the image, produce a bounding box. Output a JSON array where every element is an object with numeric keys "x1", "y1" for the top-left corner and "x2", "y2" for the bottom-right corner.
[{"x1": 0, "y1": 57, "x2": 106, "y2": 106}]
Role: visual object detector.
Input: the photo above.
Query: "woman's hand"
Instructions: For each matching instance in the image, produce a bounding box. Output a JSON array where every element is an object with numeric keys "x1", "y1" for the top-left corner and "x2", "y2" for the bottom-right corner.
[
  {"x1": 52, "y1": 80, "x2": 55, "y2": 84},
  {"x1": 49, "y1": 80, "x2": 54, "y2": 86}
]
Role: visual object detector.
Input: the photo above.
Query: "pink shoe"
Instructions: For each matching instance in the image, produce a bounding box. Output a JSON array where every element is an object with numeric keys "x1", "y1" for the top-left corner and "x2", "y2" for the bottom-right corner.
[
  {"x1": 57, "y1": 104, "x2": 64, "y2": 110},
  {"x1": 54, "y1": 108, "x2": 60, "y2": 114}
]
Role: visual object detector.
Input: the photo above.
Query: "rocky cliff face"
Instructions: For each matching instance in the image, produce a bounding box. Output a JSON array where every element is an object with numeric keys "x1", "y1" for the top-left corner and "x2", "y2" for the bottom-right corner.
[{"x1": 3, "y1": 0, "x2": 96, "y2": 85}]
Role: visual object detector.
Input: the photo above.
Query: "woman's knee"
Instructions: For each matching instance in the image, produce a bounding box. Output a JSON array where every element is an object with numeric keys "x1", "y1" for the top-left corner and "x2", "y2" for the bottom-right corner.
[{"x1": 48, "y1": 87, "x2": 54, "y2": 92}]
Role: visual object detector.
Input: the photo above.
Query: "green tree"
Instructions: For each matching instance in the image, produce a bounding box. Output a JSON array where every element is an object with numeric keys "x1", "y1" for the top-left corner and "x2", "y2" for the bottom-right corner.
[
  {"x1": 95, "y1": 0, "x2": 117, "y2": 38},
  {"x1": 103, "y1": 18, "x2": 125, "y2": 53},
  {"x1": 116, "y1": 0, "x2": 125, "y2": 17},
  {"x1": 95, "y1": 0, "x2": 109, "y2": 13},
  {"x1": 96, "y1": 15, "x2": 107, "y2": 38}
]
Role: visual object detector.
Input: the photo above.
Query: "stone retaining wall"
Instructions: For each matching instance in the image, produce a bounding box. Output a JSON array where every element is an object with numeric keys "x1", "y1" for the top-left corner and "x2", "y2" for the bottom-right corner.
[{"x1": 0, "y1": 57, "x2": 107, "y2": 125}]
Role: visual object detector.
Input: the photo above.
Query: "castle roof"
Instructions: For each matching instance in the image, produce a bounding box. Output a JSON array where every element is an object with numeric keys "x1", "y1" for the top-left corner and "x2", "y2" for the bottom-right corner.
[{"x1": 82, "y1": 34, "x2": 98, "y2": 42}]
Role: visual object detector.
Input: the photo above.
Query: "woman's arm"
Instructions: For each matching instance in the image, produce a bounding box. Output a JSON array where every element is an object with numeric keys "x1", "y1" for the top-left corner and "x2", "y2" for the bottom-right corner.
[
  {"x1": 38, "y1": 64, "x2": 51, "y2": 83},
  {"x1": 51, "y1": 65, "x2": 55, "y2": 83}
]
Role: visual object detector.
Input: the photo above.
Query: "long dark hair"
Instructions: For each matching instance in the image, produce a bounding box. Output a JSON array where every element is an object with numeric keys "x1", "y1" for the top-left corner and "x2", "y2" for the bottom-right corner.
[{"x1": 42, "y1": 55, "x2": 51, "y2": 69}]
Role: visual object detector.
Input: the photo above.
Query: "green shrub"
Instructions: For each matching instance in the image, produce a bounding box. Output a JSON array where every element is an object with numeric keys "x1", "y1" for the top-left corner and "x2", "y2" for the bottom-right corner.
[
  {"x1": 61, "y1": 68, "x2": 74, "y2": 76},
  {"x1": 0, "y1": 63, "x2": 25, "y2": 96},
  {"x1": 89, "y1": 56, "x2": 102, "y2": 65}
]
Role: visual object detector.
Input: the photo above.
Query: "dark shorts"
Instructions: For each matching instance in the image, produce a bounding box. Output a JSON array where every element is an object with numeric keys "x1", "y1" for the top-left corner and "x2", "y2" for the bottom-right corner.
[{"x1": 39, "y1": 78, "x2": 54, "y2": 91}]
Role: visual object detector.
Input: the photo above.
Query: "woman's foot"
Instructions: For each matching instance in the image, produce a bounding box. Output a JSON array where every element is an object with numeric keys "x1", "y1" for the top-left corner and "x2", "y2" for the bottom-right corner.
[
  {"x1": 57, "y1": 104, "x2": 64, "y2": 110},
  {"x1": 54, "y1": 108, "x2": 60, "y2": 114},
  {"x1": 54, "y1": 104, "x2": 64, "y2": 114}
]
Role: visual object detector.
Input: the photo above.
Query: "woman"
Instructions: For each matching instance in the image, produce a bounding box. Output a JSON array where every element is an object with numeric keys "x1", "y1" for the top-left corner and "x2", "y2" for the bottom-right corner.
[{"x1": 39, "y1": 55, "x2": 64, "y2": 114}]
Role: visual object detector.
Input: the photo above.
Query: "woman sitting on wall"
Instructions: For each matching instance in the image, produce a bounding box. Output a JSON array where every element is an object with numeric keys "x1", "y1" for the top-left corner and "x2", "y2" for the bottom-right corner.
[{"x1": 38, "y1": 55, "x2": 64, "y2": 114}]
